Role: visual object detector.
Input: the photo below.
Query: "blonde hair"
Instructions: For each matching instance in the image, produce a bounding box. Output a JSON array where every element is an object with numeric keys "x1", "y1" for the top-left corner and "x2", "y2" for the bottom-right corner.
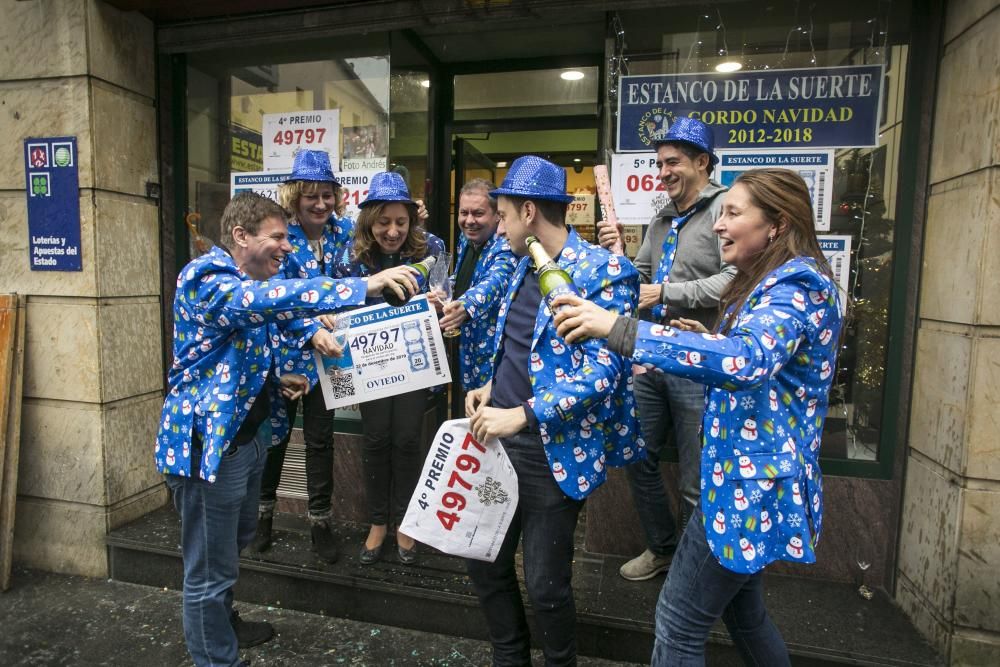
[
  {"x1": 352, "y1": 201, "x2": 428, "y2": 270},
  {"x1": 277, "y1": 180, "x2": 344, "y2": 220}
]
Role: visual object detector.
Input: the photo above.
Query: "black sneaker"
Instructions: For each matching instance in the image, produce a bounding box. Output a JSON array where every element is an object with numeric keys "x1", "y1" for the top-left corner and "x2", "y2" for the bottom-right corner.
[
  {"x1": 231, "y1": 610, "x2": 274, "y2": 648},
  {"x1": 250, "y1": 514, "x2": 272, "y2": 554},
  {"x1": 311, "y1": 521, "x2": 339, "y2": 563}
]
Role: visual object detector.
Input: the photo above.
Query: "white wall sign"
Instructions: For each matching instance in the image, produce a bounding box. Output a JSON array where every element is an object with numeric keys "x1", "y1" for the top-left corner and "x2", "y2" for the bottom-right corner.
[{"x1": 263, "y1": 109, "x2": 340, "y2": 172}]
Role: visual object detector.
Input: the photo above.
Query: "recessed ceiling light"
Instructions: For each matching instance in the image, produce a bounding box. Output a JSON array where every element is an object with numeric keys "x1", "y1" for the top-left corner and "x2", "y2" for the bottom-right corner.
[
  {"x1": 573, "y1": 158, "x2": 582, "y2": 163},
  {"x1": 420, "y1": 79, "x2": 430, "y2": 88},
  {"x1": 715, "y1": 61, "x2": 742, "y2": 73},
  {"x1": 560, "y1": 70, "x2": 585, "y2": 81},
  {"x1": 496, "y1": 161, "x2": 508, "y2": 168}
]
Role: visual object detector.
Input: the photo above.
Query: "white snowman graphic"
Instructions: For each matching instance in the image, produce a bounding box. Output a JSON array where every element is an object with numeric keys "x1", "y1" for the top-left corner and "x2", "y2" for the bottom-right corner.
[
  {"x1": 786, "y1": 534, "x2": 805, "y2": 558},
  {"x1": 812, "y1": 493, "x2": 821, "y2": 513},
  {"x1": 577, "y1": 475, "x2": 590, "y2": 493},
  {"x1": 712, "y1": 462, "x2": 725, "y2": 486},
  {"x1": 722, "y1": 356, "x2": 746, "y2": 375},
  {"x1": 761, "y1": 330, "x2": 778, "y2": 350},
  {"x1": 558, "y1": 395, "x2": 576, "y2": 411},
  {"x1": 621, "y1": 446, "x2": 635, "y2": 461},
  {"x1": 594, "y1": 377, "x2": 610, "y2": 392},
  {"x1": 601, "y1": 286, "x2": 614, "y2": 301},
  {"x1": 806, "y1": 398, "x2": 818, "y2": 417},
  {"x1": 791, "y1": 291, "x2": 807, "y2": 311},
  {"x1": 573, "y1": 446, "x2": 587, "y2": 463},
  {"x1": 819, "y1": 328, "x2": 833, "y2": 346},
  {"x1": 530, "y1": 353, "x2": 544, "y2": 372},
  {"x1": 552, "y1": 459, "x2": 567, "y2": 482},
  {"x1": 712, "y1": 509, "x2": 727, "y2": 535},
  {"x1": 218, "y1": 314, "x2": 230, "y2": 327},
  {"x1": 607, "y1": 256, "x2": 622, "y2": 276},
  {"x1": 554, "y1": 368, "x2": 567, "y2": 383},
  {"x1": 678, "y1": 350, "x2": 702, "y2": 367},
  {"x1": 760, "y1": 510, "x2": 773, "y2": 533},
  {"x1": 819, "y1": 361, "x2": 832, "y2": 380},
  {"x1": 305, "y1": 259, "x2": 318, "y2": 271},
  {"x1": 791, "y1": 482, "x2": 803, "y2": 505},
  {"x1": 809, "y1": 289, "x2": 827, "y2": 305},
  {"x1": 182, "y1": 441, "x2": 190, "y2": 459},
  {"x1": 615, "y1": 422, "x2": 629, "y2": 436},
  {"x1": 752, "y1": 295, "x2": 772, "y2": 310},
  {"x1": 795, "y1": 386, "x2": 807, "y2": 400},
  {"x1": 580, "y1": 424, "x2": 592, "y2": 439},
  {"x1": 336, "y1": 284, "x2": 353, "y2": 300},
  {"x1": 268, "y1": 285, "x2": 287, "y2": 299},
  {"x1": 596, "y1": 349, "x2": 612, "y2": 366},
  {"x1": 594, "y1": 456, "x2": 605, "y2": 473},
  {"x1": 764, "y1": 275, "x2": 778, "y2": 288},
  {"x1": 199, "y1": 339, "x2": 212, "y2": 353},
  {"x1": 769, "y1": 389, "x2": 778, "y2": 411},
  {"x1": 809, "y1": 309, "x2": 825, "y2": 328},
  {"x1": 739, "y1": 536, "x2": 757, "y2": 561},
  {"x1": 738, "y1": 454, "x2": 757, "y2": 478},
  {"x1": 241, "y1": 291, "x2": 255, "y2": 307},
  {"x1": 757, "y1": 478, "x2": 775, "y2": 491},
  {"x1": 165, "y1": 448, "x2": 176, "y2": 467},
  {"x1": 550, "y1": 338, "x2": 566, "y2": 355},
  {"x1": 709, "y1": 417, "x2": 721, "y2": 438},
  {"x1": 301, "y1": 289, "x2": 320, "y2": 304},
  {"x1": 740, "y1": 419, "x2": 759, "y2": 442},
  {"x1": 733, "y1": 485, "x2": 749, "y2": 510},
  {"x1": 181, "y1": 400, "x2": 193, "y2": 416}
]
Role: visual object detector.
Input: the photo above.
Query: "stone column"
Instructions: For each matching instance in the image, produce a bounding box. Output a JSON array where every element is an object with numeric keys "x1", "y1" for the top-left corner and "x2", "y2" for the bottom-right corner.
[
  {"x1": 897, "y1": 1, "x2": 1000, "y2": 664},
  {"x1": 0, "y1": 0, "x2": 164, "y2": 577}
]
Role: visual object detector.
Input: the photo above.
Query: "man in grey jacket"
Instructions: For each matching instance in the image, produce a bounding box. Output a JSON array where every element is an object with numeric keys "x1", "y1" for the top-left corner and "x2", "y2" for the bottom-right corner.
[{"x1": 599, "y1": 116, "x2": 735, "y2": 581}]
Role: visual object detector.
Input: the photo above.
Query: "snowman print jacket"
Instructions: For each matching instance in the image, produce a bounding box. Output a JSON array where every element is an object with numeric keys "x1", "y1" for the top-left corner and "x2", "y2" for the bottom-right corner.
[
  {"x1": 630, "y1": 257, "x2": 842, "y2": 574},
  {"x1": 155, "y1": 246, "x2": 367, "y2": 482},
  {"x1": 492, "y1": 227, "x2": 645, "y2": 501},
  {"x1": 452, "y1": 231, "x2": 518, "y2": 391},
  {"x1": 276, "y1": 216, "x2": 355, "y2": 389}
]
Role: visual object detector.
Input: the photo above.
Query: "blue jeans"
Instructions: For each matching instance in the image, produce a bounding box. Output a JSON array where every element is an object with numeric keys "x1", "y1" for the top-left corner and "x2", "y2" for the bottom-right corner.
[
  {"x1": 629, "y1": 371, "x2": 706, "y2": 555},
  {"x1": 466, "y1": 432, "x2": 584, "y2": 667},
  {"x1": 651, "y1": 509, "x2": 790, "y2": 666},
  {"x1": 166, "y1": 433, "x2": 268, "y2": 667}
]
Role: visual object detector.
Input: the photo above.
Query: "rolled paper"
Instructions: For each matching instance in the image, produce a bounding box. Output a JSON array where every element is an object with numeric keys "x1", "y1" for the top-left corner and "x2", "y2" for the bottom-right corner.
[{"x1": 593, "y1": 165, "x2": 624, "y2": 255}]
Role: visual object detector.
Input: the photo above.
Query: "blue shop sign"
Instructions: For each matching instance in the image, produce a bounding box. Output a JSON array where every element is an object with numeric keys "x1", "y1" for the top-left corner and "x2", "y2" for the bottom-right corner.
[
  {"x1": 617, "y1": 65, "x2": 883, "y2": 152},
  {"x1": 23, "y1": 137, "x2": 82, "y2": 271}
]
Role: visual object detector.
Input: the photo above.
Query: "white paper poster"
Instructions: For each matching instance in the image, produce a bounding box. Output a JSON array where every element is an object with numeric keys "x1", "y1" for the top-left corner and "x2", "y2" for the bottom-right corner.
[
  {"x1": 336, "y1": 169, "x2": 382, "y2": 220},
  {"x1": 315, "y1": 295, "x2": 451, "y2": 410},
  {"x1": 716, "y1": 149, "x2": 835, "y2": 231},
  {"x1": 565, "y1": 193, "x2": 596, "y2": 227},
  {"x1": 399, "y1": 419, "x2": 518, "y2": 562},
  {"x1": 817, "y1": 235, "x2": 852, "y2": 309},
  {"x1": 610, "y1": 152, "x2": 665, "y2": 226},
  {"x1": 263, "y1": 109, "x2": 340, "y2": 172}
]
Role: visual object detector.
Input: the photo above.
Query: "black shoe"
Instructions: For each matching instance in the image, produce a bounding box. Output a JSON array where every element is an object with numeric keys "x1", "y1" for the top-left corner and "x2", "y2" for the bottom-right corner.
[
  {"x1": 310, "y1": 522, "x2": 339, "y2": 563},
  {"x1": 397, "y1": 543, "x2": 418, "y2": 565},
  {"x1": 231, "y1": 610, "x2": 274, "y2": 649},
  {"x1": 359, "y1": 540, "x2": 384, "y2": 565},
  {"x1": 250, "y1": 514, "x2": 272, "y2": 554}
]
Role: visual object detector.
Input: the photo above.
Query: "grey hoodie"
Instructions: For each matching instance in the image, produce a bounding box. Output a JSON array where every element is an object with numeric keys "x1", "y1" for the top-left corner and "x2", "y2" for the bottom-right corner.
[{"x1": 633, "y1": 179, "x2": 735, "y2": 328}]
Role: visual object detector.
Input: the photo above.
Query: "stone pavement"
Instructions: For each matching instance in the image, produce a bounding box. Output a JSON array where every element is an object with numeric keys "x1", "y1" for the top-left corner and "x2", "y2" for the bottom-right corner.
[{"x1": 0, "y1": 568, "x2": 644, "y2": 666}]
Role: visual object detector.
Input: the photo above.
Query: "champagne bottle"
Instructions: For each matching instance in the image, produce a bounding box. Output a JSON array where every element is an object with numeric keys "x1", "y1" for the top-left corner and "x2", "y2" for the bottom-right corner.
[
  {"x1": 525, "y1": 236, "x2": 580, "y2": 314},
  {"x1": 382, "y1": 255, "x2": 436, "y2": 307}
]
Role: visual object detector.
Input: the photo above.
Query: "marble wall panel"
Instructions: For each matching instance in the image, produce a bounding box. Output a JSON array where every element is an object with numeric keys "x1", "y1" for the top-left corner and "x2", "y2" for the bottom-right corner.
[
  {"x1": 897, "y1": 455, "x2": 962, "y2": 622},
  {"x1": 0, "y1": 0, "x2": 87, "y2": 80},
  {"x1": 103, "y1": 393, "x2": 165, "y2": 506},
  {"x1": 950, "y1": 630, "x2": 1000, "y2": 666},
  {"x1": 94, "y1": 193, "x2": 160, "y2": 298},
  {"x1": 966, "y1": 335, "x2": 1000, "y2": 480},
  {"x1": 86, "y1": 0, "x2": 155, "y2": 99},
  {"x1": 930, "y1": 8, "x2": 1000, "y2": 185},
  {"x1": 90, "y1": 80, "x2": 157, "y2": 198},
  {"x1": 97, "y1": 299, "x2": 162, "y2": 404},
  {"x1": 107, "y1": 483, "x2": 170, "y2": 531},
  {"x1": 976, "y1": 167, "x2": 1000, "y2": 326},
  {"x1": 908, "y1": 325, "x2": 972, "y2": 473},
  {"x1": 919, "y1": 171, "x2": 991, "y2": 325},
  {"x1": 0, "y1": 77, "x2": 93, "y2": 191},
  {"x1": 944, "y1": 0, "x2": 1000, "y2": 44},
  {"x1": 23, "y1": 299, "x2": 100, "y2": 403},
  {"x1": 17, "y1": 399, "x2": 104, "y2": 505},
  {"x1": 896, "y1": 572, "x2": 953, "y2": 659},
  {"x1": 13, "y1": 497, "x2": 109, "y2": 578},
  {"x1": 0, "y1": 191, "x2": 98, "y2": 298},
  {"x1": 954, "y1": 486, "x2": 1000, "y2": 631}
]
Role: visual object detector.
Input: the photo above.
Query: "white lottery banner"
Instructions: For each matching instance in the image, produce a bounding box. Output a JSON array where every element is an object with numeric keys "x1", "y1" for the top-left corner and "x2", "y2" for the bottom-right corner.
[
  {"x1": 817, "y1": 235, "x2": 852, "y2": 313},
  {"x1": 336, "y1": 169, "x2": 382, "y2": 220},
  {"x1": 230, "y1": 171, "x2": 290, "y2": 201},
  {"x1": 315, "y1": 295, "x2": 451, "y2": 409},
  {"x1": 716, "y1": 149, "x2": 835, "y2": 231},
  {"x1": 263, "y1": 110, "x2": 340, "y2": 172},
  {"x1": 399, "y1": 419, "x2": 518, "y2": 562},
  {"x1": 610, "y1": 152, "x2": 666, "y2": 226}
]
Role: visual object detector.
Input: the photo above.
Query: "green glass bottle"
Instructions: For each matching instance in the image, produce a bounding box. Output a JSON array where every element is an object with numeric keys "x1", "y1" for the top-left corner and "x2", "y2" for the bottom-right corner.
[
  {"x1": 382, "y1": 255, "x2": 436, "y2": 307},
  {"x1": 525, "y1": 236, "x2": 580, "y2": 313}
]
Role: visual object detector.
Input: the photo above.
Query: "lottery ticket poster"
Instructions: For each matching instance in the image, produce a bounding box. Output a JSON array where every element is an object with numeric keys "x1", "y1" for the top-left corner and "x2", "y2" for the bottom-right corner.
[
  {"x1": 263, "y1": 109, "x2": 340, "y2": 172},
  {"x1": 817, "y1": 235, "x2": 852, "y2": 312},
  {"x1": 609, "y1": 152, "x2": 664, "y2": 227},
  {"x1": 399, "y1": 419, "x2": 518, "y2": 562},
  {"x1": 315, "y1": 295, "x2": 451, "y2": 410},
  {"x1": 716, "y1": 149, "x2": 835, "y2": 231}
]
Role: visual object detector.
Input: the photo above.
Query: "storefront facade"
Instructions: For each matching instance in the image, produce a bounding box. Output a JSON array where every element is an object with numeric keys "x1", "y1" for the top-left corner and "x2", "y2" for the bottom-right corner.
[{"x1": 1, "y1": 0, "x2": 997, "y2": 663}]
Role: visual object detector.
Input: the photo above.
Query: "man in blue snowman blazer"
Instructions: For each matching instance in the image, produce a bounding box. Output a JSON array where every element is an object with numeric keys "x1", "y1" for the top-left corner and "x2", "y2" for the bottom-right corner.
[
  {"x1": 465, "y1": 156, "x2": 643, "y2": 666},
  {"x1": 157, "y1": 192, "x2": 417, "y2": 667}
]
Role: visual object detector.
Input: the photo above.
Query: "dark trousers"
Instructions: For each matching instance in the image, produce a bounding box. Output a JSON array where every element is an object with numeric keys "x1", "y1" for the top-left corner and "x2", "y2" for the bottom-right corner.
[
  {"x1": 359, "y1": 389, "x2": 427, "y2": 525},
  {"x1": 466, "y1": 432, "x2": 584, "y2": 667},
  {"x1": 629, "y1": 370, "x2": 706, "y2": 556},
  {"x1": 651, "y1": 509, "x2": 790, "y2": 666},
  {"x1": 258, "y1": 384, "x2": 334, "y2": 520}
]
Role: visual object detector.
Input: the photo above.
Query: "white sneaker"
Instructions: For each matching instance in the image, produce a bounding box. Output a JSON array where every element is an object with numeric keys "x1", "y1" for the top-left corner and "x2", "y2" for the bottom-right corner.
[{"x1": 619, "y1": 548, "x2": 672, "y2": 581}]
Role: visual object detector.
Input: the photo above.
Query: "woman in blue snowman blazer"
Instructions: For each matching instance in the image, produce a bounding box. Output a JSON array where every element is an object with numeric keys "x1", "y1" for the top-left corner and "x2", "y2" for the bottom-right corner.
[{"x1": 553, "y1": 169, "x2": 843, "y2": 666}]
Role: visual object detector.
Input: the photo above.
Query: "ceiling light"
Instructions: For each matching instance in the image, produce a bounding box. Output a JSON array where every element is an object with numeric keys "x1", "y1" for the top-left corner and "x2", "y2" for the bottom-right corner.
[
  {"x1": 715, "y1": 61, "x2": 742, "y2": 73},
  {"x1": 420, "y1": 79, "x2": 430, "y2": 88},
  {"x1": 573, "y1": 158, "x2": 582, "y2": 163},
  {"x1": 560, "y1": 70, "x2": 585, "y2": 81},
  {"x1": 496, "y1": 161, "x2": 508, "y2": 168}
]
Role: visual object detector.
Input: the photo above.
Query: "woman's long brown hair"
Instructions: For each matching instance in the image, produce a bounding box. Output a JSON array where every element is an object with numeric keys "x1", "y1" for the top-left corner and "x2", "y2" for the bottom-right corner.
[
  {"x1": 351, "y1": 201, "x2": 428, "y2": 271},
  {"x1": 716, "y1": 168, "x2": 837, "y2": 334}
]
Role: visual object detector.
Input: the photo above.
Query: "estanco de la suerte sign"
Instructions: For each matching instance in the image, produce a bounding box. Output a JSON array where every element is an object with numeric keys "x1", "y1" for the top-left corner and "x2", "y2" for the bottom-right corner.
[{"x1": 617, "y1": 65, "x2": 884, "y2": 152}]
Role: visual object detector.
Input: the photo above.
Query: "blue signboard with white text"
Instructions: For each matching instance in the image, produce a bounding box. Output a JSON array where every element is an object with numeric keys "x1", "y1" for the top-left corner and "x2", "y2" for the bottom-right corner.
[
  {"x1": 617, "y1": 65, "x2": 883, "y2": 152},
  {"x1": 23, "y1": 137, "x2": 82, "y2": 271}
]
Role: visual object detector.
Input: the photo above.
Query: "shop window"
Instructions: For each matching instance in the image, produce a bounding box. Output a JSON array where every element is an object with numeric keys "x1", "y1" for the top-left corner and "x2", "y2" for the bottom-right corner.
[{"x1": 610, "y1": 1, "x2": 912, "y2": 467}]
